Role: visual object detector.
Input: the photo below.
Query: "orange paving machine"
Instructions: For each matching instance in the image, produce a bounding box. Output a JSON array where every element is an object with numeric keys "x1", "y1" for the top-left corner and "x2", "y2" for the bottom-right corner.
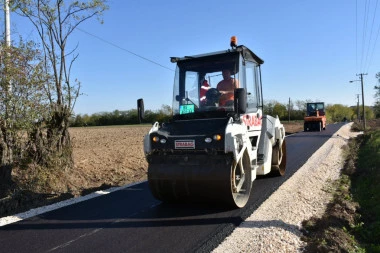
[{"x1": 304, "y1": 102, "x2": 326, "y2": 132}]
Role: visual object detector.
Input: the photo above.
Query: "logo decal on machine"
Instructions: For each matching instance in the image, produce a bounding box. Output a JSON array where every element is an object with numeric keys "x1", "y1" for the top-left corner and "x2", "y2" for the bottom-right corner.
[
  {"x1": 175, "y1": 140, "x2": 195, "y2": 149},
  {"x1": 242, "y1": 113, "x2": 262, "y2": 127}
]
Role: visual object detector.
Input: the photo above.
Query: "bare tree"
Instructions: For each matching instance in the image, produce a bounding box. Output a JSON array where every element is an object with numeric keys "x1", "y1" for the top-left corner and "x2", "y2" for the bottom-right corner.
[{"x1": 11, "y1": 0, "x2": 108, "y2": 166}]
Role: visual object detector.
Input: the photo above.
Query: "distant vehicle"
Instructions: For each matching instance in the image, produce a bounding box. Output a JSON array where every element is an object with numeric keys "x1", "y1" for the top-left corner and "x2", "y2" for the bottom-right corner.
[
  {"x1": 138, "y1": 36, "x2": 287, "y2": 208},
  {"x1": 304, "y1": 102, "x2": 326, "y2": 132}
]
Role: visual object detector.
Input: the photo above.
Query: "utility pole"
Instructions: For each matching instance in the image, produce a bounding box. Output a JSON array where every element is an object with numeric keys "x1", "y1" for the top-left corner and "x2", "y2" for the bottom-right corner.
[
  {"x1": 357, "y1": 73, "x2": 367, "y2": 131},
  {"x1": 288, "y1": 97, "x2": 291, "y2": 122},
  {"x1": 5, "y1": 0, "x2": 11, "y2": 47},
  {"x1": 350, "y1": 73, "x2": 367, "y2": 131},
  {"x1": 356, "y1": 94, "x2": 360, "y2": 121},
  {"x1": 4, "y1": 0, "x2": 11, "y2": 93}
]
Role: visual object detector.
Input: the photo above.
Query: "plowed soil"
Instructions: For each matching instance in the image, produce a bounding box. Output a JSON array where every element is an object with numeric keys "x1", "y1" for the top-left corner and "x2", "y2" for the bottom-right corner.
[{"x1": 69, "y1": 125, "x2": 151, "y2": 191}]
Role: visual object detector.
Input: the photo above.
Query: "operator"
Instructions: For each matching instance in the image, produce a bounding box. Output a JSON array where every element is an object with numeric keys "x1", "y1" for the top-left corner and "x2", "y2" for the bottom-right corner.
[
  {"x1": 217, "y1": 69, "x2": 239, "y2": 94},
  {"x1": 216, "y1": 69, "x2": 239, "y2": 106}
]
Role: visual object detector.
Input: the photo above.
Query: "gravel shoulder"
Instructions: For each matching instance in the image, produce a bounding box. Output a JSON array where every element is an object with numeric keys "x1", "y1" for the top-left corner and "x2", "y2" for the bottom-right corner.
[{"x1": 212, "y1": 122, "x2": 361, "y2": 252}]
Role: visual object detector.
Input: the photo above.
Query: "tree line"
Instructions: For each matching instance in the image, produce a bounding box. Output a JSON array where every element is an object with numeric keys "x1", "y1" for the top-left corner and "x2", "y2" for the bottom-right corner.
[
  {"x1": 70, "y1": 105, "x2": 172, "y2": 127},
  {"x1": 70, "y1": 100, "x2": 377, "y2": 128},
  {"x1": 69, "y1": 73, "x2": 380, "y2": 127}
]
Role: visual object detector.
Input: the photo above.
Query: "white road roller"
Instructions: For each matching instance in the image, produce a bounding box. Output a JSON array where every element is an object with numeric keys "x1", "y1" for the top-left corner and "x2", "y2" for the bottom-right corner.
[{"x1": 139, "y1": 37, "x2": 286, "y2": 208}]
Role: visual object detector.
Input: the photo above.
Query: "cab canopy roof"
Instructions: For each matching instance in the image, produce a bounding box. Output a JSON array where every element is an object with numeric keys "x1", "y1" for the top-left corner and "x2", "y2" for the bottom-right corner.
[
  {"x1": 170, "y1": 45, "x2": 264, "y2": 74},
  {"x1": 170, "y1": 45, "x2": 264, "y2": 65}
]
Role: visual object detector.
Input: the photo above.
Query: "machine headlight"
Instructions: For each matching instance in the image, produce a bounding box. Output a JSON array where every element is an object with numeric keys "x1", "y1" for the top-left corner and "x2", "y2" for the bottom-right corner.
[
  {"x1": 205, "y1": 137, "x2": 212, "y2": 143},
  {"x1": 152, "y1": 136, "x2": 167, "y2": 144},
  {"x1": 213, "y1": 134, "x2": 222, "y2": 141}
]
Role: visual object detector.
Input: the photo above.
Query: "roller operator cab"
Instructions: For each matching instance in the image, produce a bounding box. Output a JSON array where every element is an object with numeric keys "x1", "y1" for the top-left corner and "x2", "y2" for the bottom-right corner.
[{"x1": 139, "y1": 37, "x2": 287, "y2": 208}]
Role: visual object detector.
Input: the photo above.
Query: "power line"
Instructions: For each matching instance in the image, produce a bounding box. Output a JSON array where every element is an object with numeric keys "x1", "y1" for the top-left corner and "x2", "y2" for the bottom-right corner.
[
  {"x1": 363, "y1": 0, "x2": 378, "y2": 71},
  {"x1": 365, "y1": 0, "x2": 380, "y2": 73},
  {"x1": 366, "y1": 17, "x2": 380, "y2": 73},
  {"x1": 356, "y1": 0, "x2": 358, "y2": 72},
  {"x1": 356, "y1": 0, "x2": 380, "y2": 73},
  {"x1": 75, "y1": 27, "x2": 174, "y2": 72},
  {"x1": 360, "y1": 0, "x2": 370, "y2": 72}
]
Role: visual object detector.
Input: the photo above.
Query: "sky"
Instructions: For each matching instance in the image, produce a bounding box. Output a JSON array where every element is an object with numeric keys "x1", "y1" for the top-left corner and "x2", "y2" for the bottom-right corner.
[{"x1": 2, "y1": 0, "x2": 380, "y2": 115}]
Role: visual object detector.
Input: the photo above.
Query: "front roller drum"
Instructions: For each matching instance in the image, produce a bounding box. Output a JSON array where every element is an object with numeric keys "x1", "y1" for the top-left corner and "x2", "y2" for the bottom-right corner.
[{"x1": 148, "y1": 153, "x2": 252, "y2": 208}]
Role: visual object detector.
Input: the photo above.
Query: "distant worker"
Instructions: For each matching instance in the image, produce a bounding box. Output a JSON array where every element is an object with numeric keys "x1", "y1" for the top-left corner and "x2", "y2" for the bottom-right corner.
[{"x1": 217, "y1": 69, "x2": 239, "y2": 106}]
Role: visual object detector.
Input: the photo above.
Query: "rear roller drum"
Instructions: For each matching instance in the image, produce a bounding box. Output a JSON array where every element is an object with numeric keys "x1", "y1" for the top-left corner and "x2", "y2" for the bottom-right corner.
[
  {"x1": 271, "y1": 139, "x2": 287, "y2": 176},
  {"x1": 229, "y1": 150, "x2": 252, "y2": 208}
]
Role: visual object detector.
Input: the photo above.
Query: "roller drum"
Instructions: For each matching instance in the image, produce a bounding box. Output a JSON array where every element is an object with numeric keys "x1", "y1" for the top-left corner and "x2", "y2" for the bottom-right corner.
[{"x1": 148, "y1": 153, "x2": 252, "y2": 208}]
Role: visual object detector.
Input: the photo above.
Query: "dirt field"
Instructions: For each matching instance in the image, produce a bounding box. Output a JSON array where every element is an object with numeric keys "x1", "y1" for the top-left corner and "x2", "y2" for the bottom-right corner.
[{"x1": 69, "y1": 125, "x2": 152, "y2": 193}]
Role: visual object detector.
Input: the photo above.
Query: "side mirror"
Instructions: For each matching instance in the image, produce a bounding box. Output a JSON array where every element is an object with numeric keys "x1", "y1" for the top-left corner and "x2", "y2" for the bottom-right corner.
[
  {"x1": 137, "y1": 98, "x2": 144, "y2": 123},
  {"x1": 234, "y1": 88, "x2": 246, "y2": 114}
]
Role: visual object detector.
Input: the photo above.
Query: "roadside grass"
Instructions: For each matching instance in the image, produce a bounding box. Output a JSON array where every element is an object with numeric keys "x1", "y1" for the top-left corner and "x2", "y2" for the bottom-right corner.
[
  {"x1": 352, "y1": 129, "x2": 380, "y2": 251},
  {"x1": 301, "y1": 120, "x2": 380, "y2": 252}
]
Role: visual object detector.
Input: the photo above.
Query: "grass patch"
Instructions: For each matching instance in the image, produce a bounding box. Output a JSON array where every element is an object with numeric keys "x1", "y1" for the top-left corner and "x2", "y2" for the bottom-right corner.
[
  {"x1": 352, "y1": 130, "x2": 380, "y2": 251},
  {"x1": 301, "y1": 121, "x2": 380, "y2": 252}
]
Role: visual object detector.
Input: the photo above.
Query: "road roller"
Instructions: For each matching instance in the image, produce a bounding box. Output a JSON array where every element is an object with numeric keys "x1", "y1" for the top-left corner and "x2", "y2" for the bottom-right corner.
[
  {"x1": 138, "y1": 37, "x2": 287, "y2": 208},
  {"x1": 304, "y1": 102, "x2": 327, "y2": 131}
]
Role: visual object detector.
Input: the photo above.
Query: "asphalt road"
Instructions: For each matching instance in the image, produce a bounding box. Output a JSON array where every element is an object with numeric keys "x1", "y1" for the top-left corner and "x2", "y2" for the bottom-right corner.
[{"x1": 0, "y1": 123, "x2": 345, "y2": 253}]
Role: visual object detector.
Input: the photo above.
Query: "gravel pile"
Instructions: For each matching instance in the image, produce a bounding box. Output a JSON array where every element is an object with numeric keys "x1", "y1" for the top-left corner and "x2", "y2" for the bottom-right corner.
[{"x1": 212, "y1": 123, "x2": 361, "y2": 253}]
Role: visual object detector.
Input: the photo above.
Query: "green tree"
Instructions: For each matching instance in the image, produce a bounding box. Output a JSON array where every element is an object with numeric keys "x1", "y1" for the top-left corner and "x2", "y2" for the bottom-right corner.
[
  {"x1": 143, "y1": 110, "x2": 157, "y2": 123},
  {"x1": 326, "y1": 104, "x2": 354, "y2": 122},
  {"x1": 374, "y1": 72, "x2": 380, "y2": 118},
  {"x1": 363, "y1": 106, "x2": 375, "y2": 120},
  {"x1": 12, "y1": 0, "x2": 108, "y2": 167},
  {"x1": 263, "y1": 99, "x2": 277, "y2": 115},
  {"x1": 295, "y1": 100, "x2": 306, "y2": 112},
  {"x1": 81, "y1": 114, "x2": 93, "y2": 126},
  {"x1": 273, "y1": 102, "x2": 287, "y2": 120},
  {"x1": 72, "y1": 114, "x2": 85, "y2": 126},
  {"x1": 0, "y1": 39, "x2": 49, "y2": 189},
  {"x1": 155, "y1": 104, "x2": 172, "y2": 122}
]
